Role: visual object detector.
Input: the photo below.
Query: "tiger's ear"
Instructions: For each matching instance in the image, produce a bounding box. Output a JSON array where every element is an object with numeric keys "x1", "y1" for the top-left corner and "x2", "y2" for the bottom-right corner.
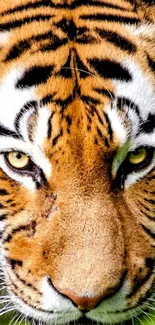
[{"x1": 135, "y1": 0, "x2": 155, "y2": 22}]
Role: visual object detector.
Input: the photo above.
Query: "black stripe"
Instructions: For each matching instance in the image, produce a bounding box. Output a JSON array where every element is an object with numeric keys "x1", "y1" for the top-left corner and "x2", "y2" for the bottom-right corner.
[
  {"x1": 40, "y1": 94, "x2": 54, "y2": 106},
  {"x1": 88, "y1": 59, "x2": 132, "y2": 82},
  {"x1": 0, "y1": 189, "x2": 9, "y2": 196},
  {"x1": 117, "y1": 97, "x2": 140, "y2": 116},
  {"x1": 70, "y1": 0, "x2": 130, "y2": 9},
  {"x1": 14, "y1": 101, "x2": 38, "y2": 137},
  {"x1": 81, "y1": 96, "x2": 100, "y2": 106},
  {"x1": 41, "y1": 94, "x2": 73, "y2": 113},
  {"x1": 55, "y1": 18, "x2": 95, "y2": 45},
  {"x1": 141, "y1": 0, "x2": 155, "y2": 4},
  {"x1": 145, "y1": 257, "x2": 154, "y2": 269},
  {"x1": 0, "y1": 0, "x2": 132, "y2": 16},
  {"x1": 138, "y1": 200, "x2": 154, "y2": 212},
  {"x1": 16, "y1": 66, "x2": 53, "y2": 88},
  {"x1": 104, "y1": 137, "x2": 110, "y2": 148},
  {"x1": 52, "y1": 129, "x2": 63, "y2": 146},
  {"x1": 47, "y1": 113, "x2": 54, "y2": 139},
  {"x1": 0, "y1": 214, "x2": 7, "y2": 220},
  {"x1": 138, "y1": 201, "x2": 152, "y2": 212},
  {"x1": 12, "y1": 224, "x2": 30, "y2": 235},
  {"x1": 7, "y1": 260, "x2": 42, "y2": 295},
  {"x1": 0, "y1": 14, "x2": 53, "y2": 32},
  {"x1": 66, "y1": 116, "x2": 72, "y2": 127},
  {"x1": 4, "y1": 222, "x2": 36, "y2": 243},
  {"x1": 32, "y1": 31, "x2": 53, "y2": 41},
  {"x1": 0, "y1": 203, "x2": 5, "y2": 209},
  {"x1": 97, "y1": 126, "x2": 103, "y2": 139},
  {"x1": 104, "y1": 112, "x2": 113, "y2": 141},
  {"x1": 5, "y1": 31, "x2": 53, "y2": 62},
  {"x1": 144, "y1": 198, "x2": 155, "y2": 205},
  {"x1": 94, "y1": 87, "x2": 114, "y2": 99},
  {"x1": 3, "y1": 234, "x2": 12, "y2": 243},
  {"x1": 10, "y1": 259, "x2": 23, "y2": 269},
  {"x1": 0, "y1": 124, "x2": 20, "y2": 139},
  {"x1": 146, "y1": 174, "x2": 155, "y2": 181},
  {"x1": 141, "y1": 224, "x2": 155, "y2": 239},
  {"x1": 97, "y1": 29, "x2": 136, "y2": 53},
  {"x1": 40, "y1": 37, "x2": 67, "y2": 52},
  {"x1": 75, "y1": 53, "x2": 90, "y2": 79},
  {"x1": 140, "y1": 209, "x2": 155, "y2": 221},
  {"x1": 126, "y1": 0, "x2": 135, "y2": 4},
  {"x1": 143, "y1": 189, "x2": 155, "y2": 195},
  {"x1": 140, "y1": 114, "x2": 155, "y2": 134},
  {"x1": 55, "y1": 96, "x2": 73, "y2": 113},
  {"x1": 127, "y1": 268, "x2": 154, "y2": 298},
  {"x1": 4, "y1": 40, "x2": 30, "y2": 62},
  {"x1": 80, "y1": 14, "x2": 140, "y2": 24},
  {"x1": 147, "y1": 55, "x2": 155, "y2": 73},
  {"x1": 0, "y1": 0, "x2": 52, "y2": 16}
]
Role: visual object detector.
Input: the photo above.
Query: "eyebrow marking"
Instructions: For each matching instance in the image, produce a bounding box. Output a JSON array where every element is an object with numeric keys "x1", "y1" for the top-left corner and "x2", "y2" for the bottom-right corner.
[
  {"x1": 0, "y1": 124, "x2": 20, "y2": 139},
  {"x1": 14, "y1": 100, "x2": 38, "y2": 139}
]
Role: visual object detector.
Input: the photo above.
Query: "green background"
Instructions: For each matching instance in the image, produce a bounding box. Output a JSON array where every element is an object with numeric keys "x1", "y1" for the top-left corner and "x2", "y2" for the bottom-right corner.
[{"x1": 0, "y1": 310, "x2": 155, "y2": 325}]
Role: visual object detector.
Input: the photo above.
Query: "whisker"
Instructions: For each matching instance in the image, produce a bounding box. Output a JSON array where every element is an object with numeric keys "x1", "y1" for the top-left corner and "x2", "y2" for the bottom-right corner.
[
  {"x1": 14, "y1": 313, "x2": 23, "y2": 325},
  {"x1": 145, "y1": 303, "x2": 155, "y2": 311},
  {"x1": 133, "y1": 314, "x2": 145, "y2": 325},
  {"x1": 61, "y1": 66, "x2": 114, "y2": 102},
  {"x1": 0, "y1": 307, "x2": 16, "y2": 317},
  {"x1": 141, "y1": 309, "x2": 155, "y2": 325},
  {"x1": 9, "y1": 312, "x2": 20, "y2": 325},
  {"x1": 19, "y1": 314, "x2": 26, "y2": 325}
]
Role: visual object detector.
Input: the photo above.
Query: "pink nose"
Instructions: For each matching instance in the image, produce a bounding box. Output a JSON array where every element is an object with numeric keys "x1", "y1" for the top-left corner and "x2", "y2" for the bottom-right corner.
[{"x1": 55, "y1": 288, "x2": 104, "y2": 310}]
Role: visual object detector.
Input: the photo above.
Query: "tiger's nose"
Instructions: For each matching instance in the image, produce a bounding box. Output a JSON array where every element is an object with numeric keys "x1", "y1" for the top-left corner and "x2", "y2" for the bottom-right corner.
[{"x1": 55, "y1": 287, "x2": 104, "y2": 310}]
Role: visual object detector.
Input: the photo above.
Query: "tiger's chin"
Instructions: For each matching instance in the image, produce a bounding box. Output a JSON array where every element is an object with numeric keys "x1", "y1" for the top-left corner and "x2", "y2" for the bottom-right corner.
[
  {"x1": 15, "y1": 305, "x2": 147, "y2": 325},
  {"x1": 10, "y1": 291, "x2": 150, "y2": 325}
]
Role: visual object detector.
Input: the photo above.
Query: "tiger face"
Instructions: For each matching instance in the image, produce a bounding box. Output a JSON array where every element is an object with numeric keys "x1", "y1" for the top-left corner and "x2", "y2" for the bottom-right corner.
[{"x1": 0, "y1": 0, "x2": 155, "y2": 324}]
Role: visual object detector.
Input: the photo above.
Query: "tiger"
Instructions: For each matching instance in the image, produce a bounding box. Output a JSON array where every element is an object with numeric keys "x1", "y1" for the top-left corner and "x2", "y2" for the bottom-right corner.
[{"x1": 0, "y1": 0, "x2": 155, "y2": 324}]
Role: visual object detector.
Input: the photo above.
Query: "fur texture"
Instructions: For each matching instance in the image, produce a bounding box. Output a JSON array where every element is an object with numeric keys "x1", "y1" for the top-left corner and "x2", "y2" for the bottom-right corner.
[{"x1": 0, "y1": 0, "x2": 155, "y2": 324}]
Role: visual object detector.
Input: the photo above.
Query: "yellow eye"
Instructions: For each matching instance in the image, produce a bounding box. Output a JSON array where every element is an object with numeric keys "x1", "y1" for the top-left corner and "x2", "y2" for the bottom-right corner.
[
  {"x1": 6, "y1": 152, "x2": 30, "y2": 169},
  {"x1": 128, "y1": 147, "x2": 148, "y2": 165}
]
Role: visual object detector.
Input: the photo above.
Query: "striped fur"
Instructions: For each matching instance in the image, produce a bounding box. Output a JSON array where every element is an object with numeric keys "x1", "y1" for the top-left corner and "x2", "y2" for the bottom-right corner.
[{"x1": 0, "y1": 1, "x2": 155, "y2": 324}]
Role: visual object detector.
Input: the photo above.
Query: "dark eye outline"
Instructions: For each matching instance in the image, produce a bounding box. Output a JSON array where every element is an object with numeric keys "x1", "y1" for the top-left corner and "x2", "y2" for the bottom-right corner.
[
  {"x1": 3, "y1": 151, "x2": 47, "y2": 188},
  {"x1": 4, "y1": 151, "x2": 34, "y2": 174},
  {"x1": 124, "y1": 147, "x2": 154, "y2": 174},
  {"x1": 113, "y1": 147, "x2": 154, "y2": 189}
]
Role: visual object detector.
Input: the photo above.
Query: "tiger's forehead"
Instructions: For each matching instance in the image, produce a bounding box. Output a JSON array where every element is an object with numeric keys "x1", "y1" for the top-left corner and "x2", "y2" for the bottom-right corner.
[{"x1": 0, "y1": 0, "x2": 154, "y2": 157}]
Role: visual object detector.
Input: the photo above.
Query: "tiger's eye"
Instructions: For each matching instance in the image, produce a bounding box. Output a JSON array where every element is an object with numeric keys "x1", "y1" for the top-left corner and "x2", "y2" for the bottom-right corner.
[
  {"x1": 7, "y1": 152, "x2": 30, "y2": 169},
  {"x1": 128, "y1": 147, "x2": 147, "y2": 165}
]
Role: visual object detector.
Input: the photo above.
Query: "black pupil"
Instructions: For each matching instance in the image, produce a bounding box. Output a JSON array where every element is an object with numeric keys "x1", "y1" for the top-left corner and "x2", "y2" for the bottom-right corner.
[{"x1": 16, "y1": 153, "x2": 22, "y2": 159}]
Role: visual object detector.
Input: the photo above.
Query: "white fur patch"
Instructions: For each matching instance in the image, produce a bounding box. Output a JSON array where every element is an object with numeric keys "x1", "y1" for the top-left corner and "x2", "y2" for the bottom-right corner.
[
  {"x1": 0, "y1": 68, "x2": 36, "y2": 130},
  {"x1": 9, "y1": 281, "x2": 81, "y2": 325},
  {"x1": 113, "y1": 59, "x2": 155, "y2": 120},
  {"x1": 126, "y1": 22, "x2": 155, "y2": 39},
  {"x1": 106, "y1": 106, "x2": 128, "y2": 145},
  {"x1": 34, "y1": 107, "x2": 51, "y2": 147},
  {"x1": 0, "y1": 32, "x2": 10, "y2": 47},
  {"x1": 41, "y1": 277, "x2": 77, "y2": 312}
]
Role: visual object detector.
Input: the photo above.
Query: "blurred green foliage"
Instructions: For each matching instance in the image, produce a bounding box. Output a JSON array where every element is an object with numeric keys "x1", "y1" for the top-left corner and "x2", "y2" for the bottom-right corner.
[{"x1": 1, "y1": 310, "x2": 155, "y2": 325}]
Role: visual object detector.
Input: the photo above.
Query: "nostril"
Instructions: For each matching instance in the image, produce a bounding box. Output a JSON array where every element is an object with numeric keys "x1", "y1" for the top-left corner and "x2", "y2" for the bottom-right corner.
[{"x1": 48, "y1": 279, "x2": 104, "y2": 310}]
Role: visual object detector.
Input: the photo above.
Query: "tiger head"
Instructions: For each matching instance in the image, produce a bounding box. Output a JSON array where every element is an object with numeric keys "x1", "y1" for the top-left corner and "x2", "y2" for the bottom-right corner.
[{"x1": 0, "y1": 0, "x2": 155, "y2": 324}]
